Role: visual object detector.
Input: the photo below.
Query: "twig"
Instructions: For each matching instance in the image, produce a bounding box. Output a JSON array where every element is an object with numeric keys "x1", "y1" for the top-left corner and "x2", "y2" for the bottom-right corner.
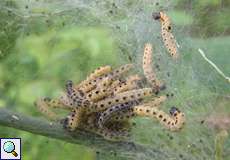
[
  {"x1": 198, "y1": 48, "x2": 230, "y2": 83},
  {"x1": 0, "y1": 108, "x2": 170, "y2": 159}
]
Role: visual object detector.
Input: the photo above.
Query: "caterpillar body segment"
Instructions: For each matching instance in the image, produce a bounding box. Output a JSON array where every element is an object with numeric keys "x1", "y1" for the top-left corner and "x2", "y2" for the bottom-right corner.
[
  {"x1": 86, "y1": 65, "x2": 112, "y2": 82},
  {"x1": 107, "y1": 96, "x2": 167, "y2": 124},
  {"x1": 133, "y1": 105, "x2": 185, "y2": 131},
  {"x1": 59, "y1": 93, "x2": 74, "y2": 109},
  {"x1": 113, "y1": 75, "x2": 141, "y2": 94},
  {"x1": 98, "y1": 101, "x2": 138, "y2": 128},
  {"x1": 113, "y1": 81, "x2": 137, "y2": 94},
  {"x1": 34, "y1": 98, "x2": 59, "y2": 120},
  {"x1": 126, "y1": 74, "x2": 142, "y2": 84},
  {"x1": 85, "y1": 77, "x2": 114, "y2": 102},
  {"x1": 86, "y1": 88, "x2": 153, "y2": 113},
  {"x1": 153, "y1": 12, "x2": 179, "y2": 59},
  {"x1": 143, "y1": 43, "x2": 165, "y2": 92},
  {"x1": 66, "y1": 80, "x2": 92, "y2": 108},
  {"x1": 77, "y1": 65, "x2": 112, "y2": 89},
  {"x1": 110, "y1": 64, "x2": 134, "y2": 78},
  {"x1": 63, "y1": 108, "x2": 85, "y2": 131},
  {"x1": 143, "y1": 95, "x2": 167, "y2": 107}
]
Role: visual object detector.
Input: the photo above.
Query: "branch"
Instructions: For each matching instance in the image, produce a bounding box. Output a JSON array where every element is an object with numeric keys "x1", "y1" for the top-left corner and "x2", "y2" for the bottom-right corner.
[
  {"x1": 0, "y1": 108, "x2": 169, "y2": 159},
  {"x1": 198, "y1": 48, "x2": 230, "y2": 83}
]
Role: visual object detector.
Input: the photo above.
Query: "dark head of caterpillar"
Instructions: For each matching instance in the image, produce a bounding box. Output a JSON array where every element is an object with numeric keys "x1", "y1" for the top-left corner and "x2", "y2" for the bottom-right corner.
[
  {"x1": 169, "y1": 106, "x2": 180, "y2": 116},
  {"x1": 152, "y1": 12, "x2": 161, "y2": 20}
]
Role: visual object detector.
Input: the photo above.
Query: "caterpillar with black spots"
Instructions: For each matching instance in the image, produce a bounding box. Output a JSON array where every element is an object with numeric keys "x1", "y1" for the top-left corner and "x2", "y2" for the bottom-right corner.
[
  {"x1": 143, "y1": 43, "x2": 165, "y2": 93},
  {"x1": 98, "y1": 96, "x2": 167, "y2": 128},
  {"x1": 153, "y1": 12, "x2": 179, "y2": 59},
  {"x1": 86, "y1": 88, "x2": 153, "y2": 113}
]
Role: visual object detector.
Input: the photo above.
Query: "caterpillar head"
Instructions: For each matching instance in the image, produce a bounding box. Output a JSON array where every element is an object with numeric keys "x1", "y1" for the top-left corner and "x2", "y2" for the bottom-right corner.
[
  {"x1": 169, "y1": 106, "x2": 185, "y2": 131},
  {"x1": 152, "y1": 12, "x2": 161, "y2": 20}
]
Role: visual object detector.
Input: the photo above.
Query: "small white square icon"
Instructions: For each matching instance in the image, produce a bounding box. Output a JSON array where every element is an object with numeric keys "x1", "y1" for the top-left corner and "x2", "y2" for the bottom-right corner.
[{"x1": 0, "y1": 138, "x2": 21, "y2": 160}]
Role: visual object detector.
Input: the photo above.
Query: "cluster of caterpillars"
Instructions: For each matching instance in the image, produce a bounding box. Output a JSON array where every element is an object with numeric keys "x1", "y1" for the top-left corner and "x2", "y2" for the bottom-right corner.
[{"x1": 35, "y1": 12, "x2": 185, "y2": 141}]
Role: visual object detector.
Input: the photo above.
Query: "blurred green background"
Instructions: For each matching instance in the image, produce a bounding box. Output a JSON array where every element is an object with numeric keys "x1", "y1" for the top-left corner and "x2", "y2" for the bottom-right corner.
[{"x1": 0, "y1": 0, "x2": 229, "y2": 160}]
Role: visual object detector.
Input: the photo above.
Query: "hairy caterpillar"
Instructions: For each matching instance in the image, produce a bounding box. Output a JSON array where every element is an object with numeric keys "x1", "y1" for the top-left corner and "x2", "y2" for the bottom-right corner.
[
  {"x1": 63, "y1": 107, "x2": 85, "y2": 131},
  {"x1": 85, "y1": 77, "x2": 114, "y2": 102},
  {"x1": 98, "y1": 101, "x2": 138, "y2": 128},
  {"x1": 133, "y1": 105, "x2": 185, "y2": 131},
  {"x1": 98, "y1": 96, "x2": 166, "y2": 127},
  {"x1": 143, "y1": 95, "x2": 167, "y2": 107},
  {"x1": 77, "y1": 65, "x2": 112, "y2": 88},
  {"x1": 86, "y1": 88, "x2": 153, "y2": 113},
  {"x1": 66, "y1": 80, "x2": 92, "y2": 107},
  {"x1": 75, "y1": 64, "x2": 133, "y2": 94},
  {"x1": 113, "y1": 75, "x2": 141, "y2": 94},
  {"x1": 59, "y1": 93, "x2": 74, "y2": 109},
  {"x1": 143, "y1": 43, "x2": 165, "y2": 92},
  {"x1": 110, "y1": 64, "x2": 134, "y2": 78},
  {"x1": 153, "y1": 12, "x2": 179, "y2": 59},
  {"x1": 86, "y1": 65, "x2": 112, "y2": 82},
  {"x1": 34, "y1": 98, "x2": 59, "y2": 120}
]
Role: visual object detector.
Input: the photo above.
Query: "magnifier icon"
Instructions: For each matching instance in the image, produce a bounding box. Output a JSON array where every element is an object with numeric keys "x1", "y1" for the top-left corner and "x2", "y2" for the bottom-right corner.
[{"x1": 3, "y1": 141, "x2": 18, "y2": 157}]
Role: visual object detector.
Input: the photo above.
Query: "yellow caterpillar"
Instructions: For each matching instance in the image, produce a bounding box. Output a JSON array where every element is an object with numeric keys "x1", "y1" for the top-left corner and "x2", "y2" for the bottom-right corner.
[
  {"x1": 98, "y1": 101, "x2": 138, "y2": 128},
  {"x1": 113, "y1": 105, "x2": 185, "y2": 131},
  {"x1": 98, "y1": 96, "x2": 166, "y2": 127},
  {"x1": 75, "y1": 64, "x2": 133, "y2": 94},
  {"x1": 66, "y1": 80, "x2": 92, "y2": 107},
  {"x1": 85, "y1": 76, "x2": 114, "y2": 102},
  {"x1": 143, "y1": 43, "x2": 165, "y2": 92},
  {"x1": 86, "y1": 88, "x2": 153, "y2": 113},
  {"x1": 34, "y1": 98, "x2": 59, "y2": 120},
  {"x1": 153, "y1": 12, "x2": 179, "y2": 59},
  {"x1": 63, "y1": 107, "x2": 85, "y2": 131},
  {"x1": 113, "y1": 75, "x2": 141, "y2": 94},
  {"x1": 77, "y1": 65, "x2": 112, "y2": 88},
  {"x1": 110, "y1": 64, "x2": 134, "y2": 78}
]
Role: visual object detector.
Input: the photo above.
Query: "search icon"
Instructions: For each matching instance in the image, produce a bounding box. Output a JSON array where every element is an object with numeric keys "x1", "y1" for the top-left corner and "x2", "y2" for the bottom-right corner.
[{"x1": 3, "y1": 141, "x2": 18, "y2": 157}]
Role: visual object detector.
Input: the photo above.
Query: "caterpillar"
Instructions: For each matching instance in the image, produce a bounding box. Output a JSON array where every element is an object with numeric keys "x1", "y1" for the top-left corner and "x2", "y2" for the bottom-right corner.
[
  {"x1": 59, "y1": 92, "x2": 74, "y2": 109},
  {"x1": 98, "y1": 101, "x2": 138, "y2": 128},
  {"x1": 113, "y1": 75, "x2": 141, "y2": 94},
  {"x1": 113, "y1": 105, "x2": 185, "y2": 131},
  {"x1": 86, "y1": 88, "x2": 153, "y2": 113},
  {"x1": 34, "y1": 98, "x2": 59, "y2": 120},
  {"x1": 85, "y1": 77, "x2": 114, "y2": 102},
  {"x1": 98, "y1": 96, "x2": 166, "y2": 127},
  {"x1": 86, "y1": 65, "x2": 112, "y2": 82},
  {"x1": 75, "y1": 64, "x2": 133, "y2": 94},
  {"x1": 63, "y1": 107, "x2": 85, "y2": 131},
  {"x1": 66, "y1": 80, "x2": 92, "y2": 107},
  {"x1": 153, "y1": 12, "x2": 179, "y2": 59},
  {"x1": 143, "y1": 95, "x2": 167, "y2": 107},
  {"x1": 110, "y1": 64, "x2": 134, "y2": 78},
  {"x1": 77, "y1": 65, "x2": 112, "y2": 88},
  {"x1": 143, "y1": 43, "x2": 165, "y2": 93}
]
